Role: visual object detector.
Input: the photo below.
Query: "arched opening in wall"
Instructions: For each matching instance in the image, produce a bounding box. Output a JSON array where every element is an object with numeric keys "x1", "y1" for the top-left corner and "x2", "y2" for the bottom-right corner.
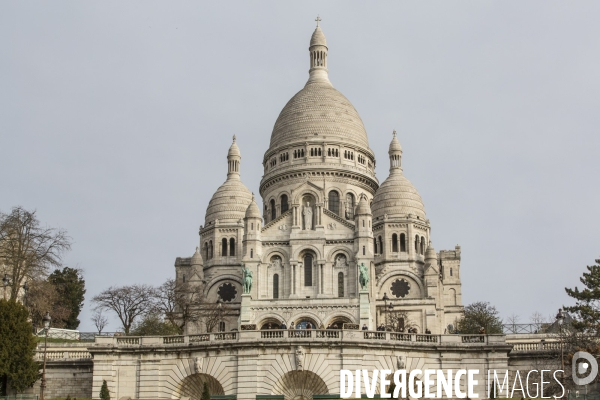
[
  {"x1": 338, "y1": 272, "x2": 344, "y2": 298},
  {"x1": 273, "y1": 273, "x2": 279, "y2": 299},
  {"x1": 345, "y1": 193, "x2": 355, "y2": 220},
  {"x1": 448, "y1": 288, "x2": 457, "y2": 306},
  {"x1": 209, "y1": 240, "x2": 213, "y2": 259},
  {"x1": 304, "y1": 253, "x2": 313, "y2": 287},
  {"x1": 373, "y1": 238, "x2": 378, "y2": 254},
  {"x1": 292, "y1": 317, "x2": 319, "y2": 330},
  {"x1": 221, "y1": 238, "x2": 227, "y2": 256},
  {"x1": 400, "y1": 233, "x2": 406, "y2": 252},
  {"x1": 229, "y1": 238, "x2": 235, "y2": 256},
  {"x1": 414, "y1": 235, "x2": 419, "y2": 254},
  {"x1": 270, "y1": 199, "x2": 276, "y2": 221},
  {"x1": 272, "y1": 370, "x2": 329, "y2": 400},
  {"x1": 392, "y1": 233, "x2": 398, "y2": 252},
  {"x1": 260, "y1": 317, "x2": 283, "y2": 329},
  {"x1": 450, "y1": 267, "x2": 453, "y2": 276},
  {"x1": 327, "y1": 315, "x2": 353, "y2": 329},
  {"x1": 378, "y1": 236, "x2": 383, "y2": 255},
  {"x1": 281, "y1": 194, "x2": 289, "y2": 213},
  {"x1": 219, "y1": 321, "x2": 225, "y2": 332},
  {"x1": 177, "y1": 373, "x2": 225, "y2": 398},
  {"x1": 328, "y1": 190, "x2": 340, "y2": 215},
  {"x1": 420, "y1": 236, "x2": 425, "y2": 255},
  {"x1": 204, "y1": 242, "x2": 209, "y2": 260}
]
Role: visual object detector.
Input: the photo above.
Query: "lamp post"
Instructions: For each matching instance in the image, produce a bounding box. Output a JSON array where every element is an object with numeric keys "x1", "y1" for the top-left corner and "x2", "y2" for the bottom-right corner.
[
  {"x1": 40, "y1": 311, "x2": 51, "y2": 400},
  {"x1": 217, "y1": 299, "x2": 223, "y2": 332},
  {"x1": 556, "y1": 309, "x2": 565, "y2": 374},
  {"x1": 382, "y1": 293, "x2": 389, "y2": 328},
  {"x1": 387, "y1": 302, "x2": 394, "y2": 331}
]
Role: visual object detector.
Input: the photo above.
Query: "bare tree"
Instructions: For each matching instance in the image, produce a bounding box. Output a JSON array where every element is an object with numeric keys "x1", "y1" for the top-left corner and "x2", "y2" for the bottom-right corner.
[
  {"x1": 26, "y1": 278, "x2": 70, "y2": 330},
  {"x1": 198, "y1": 301, "x2": 225, "y2": 333},
  {"x1": 92, "y1": 284, "x2": 156, "y2": 335},
  {"x1": 0, "y1": 207, "x2": 71, "y2": 300},
  {"x1": 91, "y1": 310, "x2": 109, "y2": 334},
  {"x1": 386, "y1": 309, "x2": 417, "y2": 332},
  {"x1": 153, "y1": 278, "x2": 203, "y2": 334}
]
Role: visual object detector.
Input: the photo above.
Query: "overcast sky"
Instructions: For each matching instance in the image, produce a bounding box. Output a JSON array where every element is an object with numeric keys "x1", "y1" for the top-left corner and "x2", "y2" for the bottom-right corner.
[{"x1": 1, "y1": 2, "x2": 599, "y2": 331}]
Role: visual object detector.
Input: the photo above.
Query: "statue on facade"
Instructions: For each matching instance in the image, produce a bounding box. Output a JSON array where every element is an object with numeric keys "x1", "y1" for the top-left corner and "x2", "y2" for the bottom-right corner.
[
  {"x1": 359, "y1": 262, "x2": 369, "y2": 291},
  {"x1": 303, "y1": 202, "x2": 313, "y2": 230},
  {"x1": 241, "y1": 263, "x2": 253, "y2": 294},
  {"x1": 397, "y1": 355, "x2": 406, "y2": 370},
  {"x1": 334, "y1": 255, "x2": 347, "y2": 268},
  {"x1": 295, "y1": 347, "x2": 304, "y2": 370},
  {"x1": 194, "y1": 356, "x2": 203, "y2": 373}
]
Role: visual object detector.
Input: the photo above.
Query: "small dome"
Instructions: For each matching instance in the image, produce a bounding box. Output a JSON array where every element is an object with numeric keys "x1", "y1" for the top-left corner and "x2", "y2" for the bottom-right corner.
[
  {"x1": 245, "y1": 195, "x2": 262, "y2": 219},
  {"x1": 372, "y1": 171, "x2": 426, "y2": 220},
  {"x1": 425, "y1": 242, "x2": 437, "y2": 260},
  {"x1": 355, "y1": 195, "x2": 371, "y2": 215},
  {"x1": 191, "y1": 247, "x2": 203, "y2": 265},
  {"x1": 205, "y1": 177, "x2": 253, "y2": 225},
  {"x1": 389, "y1": 130, "x2": 402, "y2": 152},
  {"x1": 310, "y1": 26, "x2": 327, "y2": 48},
  {"x1": 228, "y1": 135, "x2": 241, "y2": 157}
]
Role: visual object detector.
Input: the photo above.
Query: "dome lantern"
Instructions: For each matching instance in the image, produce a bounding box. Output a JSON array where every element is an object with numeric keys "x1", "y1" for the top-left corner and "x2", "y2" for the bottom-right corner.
[
  {"x1": 389, "y1": 130, "x2": 403, "y2": 172},
  {"x1": 228, "y1": 135, "x2": 241, "y2": 178},
  {"x1": 307, "y1": 17, "x2": 331, "y2": 86}
]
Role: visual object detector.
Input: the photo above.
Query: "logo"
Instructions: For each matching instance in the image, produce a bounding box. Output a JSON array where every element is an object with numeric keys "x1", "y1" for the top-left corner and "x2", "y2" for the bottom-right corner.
[{"x1": 572, "y1": 351, "x2": 598, "y2": 386}]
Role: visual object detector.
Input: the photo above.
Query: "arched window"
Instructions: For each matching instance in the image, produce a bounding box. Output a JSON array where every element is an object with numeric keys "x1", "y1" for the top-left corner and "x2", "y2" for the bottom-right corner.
[
  {"x1": 450, "y1": 268, "x2": 453, "y2": 277},
  {"x1": 281, "y1": 194, "x2": 289, "y2": 213},
  {"x1": 420, "y1": 236, "x2": 425, "y2": 255},
  {"x1": 345, "y1": 193, "x2": 355, "y2": 220},
  {"x1": 229, "y1": 238, "x2": 235, "y2": 256},
  {"x1": 182, "y1": 274, "x2": 186, "y2": 283},
  {"x1": 328, "y1": 190, "x2": 340, "y2": 215},
  {"x1": 204, "y1": 242, "x2": 209, "y2": 260},
  {"x1": 374, "y1": 238, "x2": 378, "y2": 254},
  {"x1": 362, "y1": 246, "x2": 365, "y2": 255},
  {"x1": 338, "y1": 272, "x2": 344, "y2": 298},
  {"x1": 392, "y1": 234, "x2": 398, "y2": 252},
  {"x1": 219, "y1": 321, "x2": 225, "y2": 332},
  {"x1": 415, "y1": 235, "x2": 419, "y2": 253},
  {"x1": 209, "y1": 240, "x2": 213, "y2": 259},
  {"x1": 273, "y1": 274, "x2": 279, "y2": 299},
  {"x1": 378, "y1": 236, "x2": 383, "y2": 255},
  {"x1": 304, "y1": 254, "x2": 313, "y2": 286},
  {"x1": 270, "y1": 199, "x2": 276, "y2": 221},
  {"x1": 250, "y1": 248, "x2": 253, "y2": 258},
  {"x1": 221, "y1": 238, "x2": 228, "y2": 256},
  {"x1": 400, "y1": 233, "x2": 406, "y2": 252}
]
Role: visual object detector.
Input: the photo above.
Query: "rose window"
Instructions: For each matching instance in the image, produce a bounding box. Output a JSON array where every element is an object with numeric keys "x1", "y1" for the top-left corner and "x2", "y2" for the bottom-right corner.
[
  {"x1": 390, "y1": 279, "x2": 411, "y2": 298},
  {"x1": 217, "y1": 282, "x2": 237, "y2": 302}
]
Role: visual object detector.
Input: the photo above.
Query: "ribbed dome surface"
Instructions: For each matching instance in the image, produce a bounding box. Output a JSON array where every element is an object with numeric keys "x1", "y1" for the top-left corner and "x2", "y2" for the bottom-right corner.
[
  {"x1": 355, "y1": 195, "x2": 371, "y2": 215},
  {"x1": 269, "y1": 82, "x2": 370, "y2": 149},
  {"x1": 245, "y1": 196, "x2": 262, "y2": 219},
  {"x1": 310, "y1": 26, "x2": 327, "y2": 47},
  {"x1": 205, "y1": 177, "x2": 253, "y2": 225},
  {"x1": 372, "y1": 171, "x2": 426, "y2": 220}
]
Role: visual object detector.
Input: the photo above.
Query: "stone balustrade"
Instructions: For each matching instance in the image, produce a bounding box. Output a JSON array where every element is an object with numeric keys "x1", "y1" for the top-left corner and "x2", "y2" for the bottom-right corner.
[
  {"x1": 35, "y1": 350, "x2": 92, "y2": 360},
  {"x1": 92, "y1": 330, "x2": 506, "y2": 347}
]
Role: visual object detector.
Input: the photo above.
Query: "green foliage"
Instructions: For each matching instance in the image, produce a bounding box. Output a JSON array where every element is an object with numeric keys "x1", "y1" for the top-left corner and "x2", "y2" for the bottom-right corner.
[
  {"x1": 201, "y1": 382, "x2": 211, "y2": 400},
  {"x1": 564, "y1": 259, "x2": 600, "y2": 334},
  {"x1": 100, "y1": 380, "x2": 110, "y2": 400},
  {"x1": 457, "y1": 301, "x2": 504, "y2": 334},
  {"x1": 48, "y1": 267, "x2": 86, "y2": 329},
  {"x1": 130, "y1": 313, "x2": 180, "y2": 336},
  {"x1": 0, "y1": 300, "x2": 39, "y2": 394}
]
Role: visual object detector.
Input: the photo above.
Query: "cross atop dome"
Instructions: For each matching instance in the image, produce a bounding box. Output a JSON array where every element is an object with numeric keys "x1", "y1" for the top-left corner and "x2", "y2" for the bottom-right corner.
[{"x1": 315, "y1": 15, "x2": 321, "y2": 27}]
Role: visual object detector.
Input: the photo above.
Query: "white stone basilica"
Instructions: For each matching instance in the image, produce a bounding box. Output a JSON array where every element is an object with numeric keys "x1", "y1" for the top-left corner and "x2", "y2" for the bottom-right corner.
[{"x1": 175, "y1": 23, "x2": 463, "y2": 335}]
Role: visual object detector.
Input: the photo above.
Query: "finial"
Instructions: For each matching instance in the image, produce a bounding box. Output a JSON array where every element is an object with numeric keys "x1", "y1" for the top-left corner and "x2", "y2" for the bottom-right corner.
[
  {"x1": 251, "y1": 192, "x2": 255, "y2": 200},
  {"x1": 315, "y1": 15, "x2": 321, "y2": 27},
  {"x1": 393, "y1": 130, "x2": 397, "y2": 137},
  {"x1": 195, "y1": 246, "x2": 199, "y2": 253},
  {"x1": 233, "y1": 134, "x2": 236, "y2": 143}
]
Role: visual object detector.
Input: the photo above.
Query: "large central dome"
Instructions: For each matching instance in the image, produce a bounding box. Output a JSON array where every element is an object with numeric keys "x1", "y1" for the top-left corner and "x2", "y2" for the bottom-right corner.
[{"x1": 269, "y1": 83, "x2": 370, "y2": 149}]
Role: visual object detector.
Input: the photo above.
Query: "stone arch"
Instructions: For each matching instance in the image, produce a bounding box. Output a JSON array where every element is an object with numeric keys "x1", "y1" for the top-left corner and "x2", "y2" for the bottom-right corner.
[
  {"x1": 326, "y1": 312, "x2": 355, "y2": 327},
  {"x1": 272, "y1": 370, "x2": 329, "y2": 400},
  {"x1": 292, "y1": 188, "x2": 322, "y2": 205},
  {"x1": 377, "y1": 270, "x2": 425, "y2": 299},
  {"x1": 292, "y1": 245, "x2": 322, "y2": 261},
  {"x1": 262, "y1": 248, "x2": 290, "y2": 264},
  {"x1": 447, "y1": 288, "x2": 457, "y2": 306},
  {"x1": 203, "y1": 275, "x2": 243, "y2": 298},
  {"x1": 259, "y1": 316, "x2": 284, "y2": 329},
  {"x1": 177, "y1": 373, "x2": 225, "y2": 399},
  {"x1": 325, "y1": 246, "x2": 352, "y2": 262},
  {"x1": 289, "y1": 312, "x2": 322, "y2": 328}
]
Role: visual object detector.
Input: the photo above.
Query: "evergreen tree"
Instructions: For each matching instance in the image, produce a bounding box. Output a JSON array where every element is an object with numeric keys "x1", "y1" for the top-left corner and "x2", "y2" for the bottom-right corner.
[
  {"x1": 457, "y1": 301, "x2": 504, "y2": 334},
  {"x1": 201, "y1": 382, "x2": 211, "y2": 400},
  {"x1": 0, "y1": 300, "x2": 39, "y2": 394},
  {"x1": 564, "y1": 259, "x2": 600, "y2": 334},
  {"x1": 99, "y1": 380, "x2": 110, "y2": 400},
  {"x1": 48, "y1": 267, "x2": 86, "y2": 329}
]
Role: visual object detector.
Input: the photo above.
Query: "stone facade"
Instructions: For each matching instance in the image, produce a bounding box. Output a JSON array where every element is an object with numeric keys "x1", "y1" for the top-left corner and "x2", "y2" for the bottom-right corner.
[{"x1": 175, "y1": 23, "x2": 463, "y2": 336}]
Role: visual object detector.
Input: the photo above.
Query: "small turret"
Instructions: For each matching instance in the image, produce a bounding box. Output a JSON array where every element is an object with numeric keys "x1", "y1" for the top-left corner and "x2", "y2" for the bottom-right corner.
[
  {"x1": 243, "y1": 194, "x2": 262, "y2": 261},
  {"x1": 307, "y1": 16, "x2": 332, "y2": 86},
  {"x1": 227, "y1": 135, "x2": 241, "y2": 178},
  {"x1": 389, "y1": 130, "x2": 403, "y2": 172}
]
